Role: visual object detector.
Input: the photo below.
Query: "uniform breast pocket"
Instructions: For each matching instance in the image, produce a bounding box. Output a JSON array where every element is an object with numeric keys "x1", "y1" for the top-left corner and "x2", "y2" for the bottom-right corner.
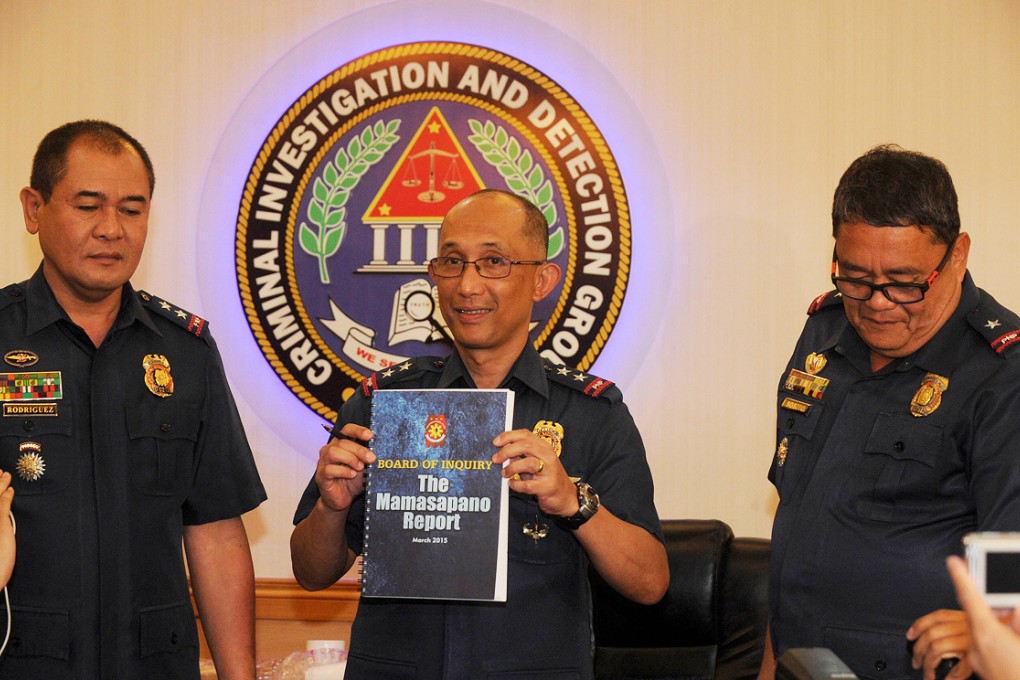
[
  {"x1": 771, "y1": 394, "x2": 825, "y2": 500},
  {"x1": 126, "y1": 402, "x2": 200, "y2": 497},
  {"x1": 0, "y1": 411, "x2": 73, "y2": 495},
  {"x1": 853, "y1": 413, "x2": 944, "y2": 522},
  {"x1": 509, "y1": 495, "x2": 575, "y2": 566}
]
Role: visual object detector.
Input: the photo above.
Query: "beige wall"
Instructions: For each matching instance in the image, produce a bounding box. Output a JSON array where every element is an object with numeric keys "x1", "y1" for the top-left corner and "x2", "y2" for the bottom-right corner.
[{"x1": 2, "y1": 0, "x2": 1018, "y2": 579}]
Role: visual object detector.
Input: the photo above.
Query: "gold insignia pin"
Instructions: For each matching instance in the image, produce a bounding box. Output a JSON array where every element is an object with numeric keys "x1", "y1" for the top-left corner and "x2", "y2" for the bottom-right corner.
[
  {"x1": 523, "y1": 517, "x2": 549, "y2": 543},
  {"x1": 143, "y1": 354, "x2": 174, "y2": 398},
  {"x1": 533, "y1": 420, "x2": 564, "y2": 457},
  {"x1": 910, "y1": 373, "x2": 949, "y2": 417},
  {"x1": 776, "y1": 437, "x2": 789, "y2": 467},
  {"x1": 805, "y1": 352, "x2": 827, "y2": 375},
  {"x1": 16, "y1": 441, "x2": 46, "y2": 481},
  {"x1": 513, "y1": 420, "x2": 565, "y2": 481}
]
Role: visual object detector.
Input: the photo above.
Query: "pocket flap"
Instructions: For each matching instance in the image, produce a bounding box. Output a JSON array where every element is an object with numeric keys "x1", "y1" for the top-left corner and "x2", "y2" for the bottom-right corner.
[
  {"x1": 7, "y1": 606, "x2": 70, "y2": 659},
  {"x1": 864, "y1": 413, "x2": 942, "y2": 466},
  {"x1": 139, "y1": 601, "x2": 199, "y2": 657},
  {"x1": 126, "y1": 403, "x2": 200, "y2": 442}
]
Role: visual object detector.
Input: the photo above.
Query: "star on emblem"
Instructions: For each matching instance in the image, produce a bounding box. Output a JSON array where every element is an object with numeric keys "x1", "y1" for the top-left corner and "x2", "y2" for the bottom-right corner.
[
  {"x1": 378, "y1": 204, "x2": 392, "y2": 216},
  {"x1": 986, "y1": 319, "x2": 1002, "y2": 330},
  {"x1": 428, "y1": 121, "x2": 441, "y2": 133}
]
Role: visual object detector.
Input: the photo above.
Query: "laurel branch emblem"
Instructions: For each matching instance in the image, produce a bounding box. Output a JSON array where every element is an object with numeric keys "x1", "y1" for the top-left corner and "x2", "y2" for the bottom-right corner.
[
  {"x1": 300, "y1": 119, "x2": 402, "y2": 283},
  {"x1": 467, "y1": 119, "x2": 564, "y2": 260}
]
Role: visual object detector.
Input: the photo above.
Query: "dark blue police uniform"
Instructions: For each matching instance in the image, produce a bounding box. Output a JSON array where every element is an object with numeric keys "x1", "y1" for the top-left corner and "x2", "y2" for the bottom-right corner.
[
  {"x1": 0, "y1": 267, "x2": 266, "y2": 679},
  {"x1": 294, "y1": 345, "x2": 663, "y2": 680},
  {"x1": 769, "y1": 273, "x2": 1020, "y2": 679}
]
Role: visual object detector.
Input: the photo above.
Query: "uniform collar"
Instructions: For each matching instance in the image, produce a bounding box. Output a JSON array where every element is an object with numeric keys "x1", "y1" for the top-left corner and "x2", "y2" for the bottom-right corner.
[
  {"x1": 905, "y1": 271, "x2": 979, "y2": 375},
  {"x1": 832, "y1": 271, "x2": 978, "y2": 375},
  {"x1": 24, "y1": 264, "x2": 161, "y2": 338},
  {"x1": 436, "y1": 344, "x2": 550, "y2": 398}
]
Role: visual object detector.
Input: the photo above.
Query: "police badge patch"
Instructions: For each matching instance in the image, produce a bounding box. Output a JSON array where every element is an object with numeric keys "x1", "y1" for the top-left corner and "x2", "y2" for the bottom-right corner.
[{"x1": 235, "y1": 42, "x2": 630, "y2": 422}]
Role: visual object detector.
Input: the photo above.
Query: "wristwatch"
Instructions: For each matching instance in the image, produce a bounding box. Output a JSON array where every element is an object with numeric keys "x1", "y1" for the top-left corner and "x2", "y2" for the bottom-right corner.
[{"x1": 562, "y1": 481, "x2": 600, "y2": 529}]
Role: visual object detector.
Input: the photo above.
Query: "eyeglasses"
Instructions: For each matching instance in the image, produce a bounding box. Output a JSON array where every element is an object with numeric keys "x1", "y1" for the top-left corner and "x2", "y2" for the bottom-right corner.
[
  {"x1": 830, "y1": 236, "x2": 957, "y2": 304},
  {"x1": 429, "y1": 256, "x2": 545, "y2": 279}
]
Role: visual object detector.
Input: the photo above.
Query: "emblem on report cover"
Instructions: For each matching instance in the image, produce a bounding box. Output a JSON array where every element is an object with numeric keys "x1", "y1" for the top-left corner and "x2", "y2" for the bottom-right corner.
[
  {"x1": 16, "y1": 441, "x2": 45, "y2": 481},
  {"x1": 142, "y1": 354, "x2": 174, "y2": 398},
  {"x1": 424, "y1": 413, "x2": 448, "y2": 448},
  {"x1": 236, "y1": 42, "x2": 630, "y2": 422},
  {"x1": 910, "y1": 372, "x2": 949, "y2": 417}
]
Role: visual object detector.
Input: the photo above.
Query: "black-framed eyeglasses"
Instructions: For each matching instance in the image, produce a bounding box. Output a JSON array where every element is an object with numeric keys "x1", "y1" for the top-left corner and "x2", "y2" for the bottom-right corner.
[
  {"x1": 830, "y1": 236, "x2": 957, "y2": 305},
  {"x1": 429, "y1": 256, "x2": 545, "y2": 279}
]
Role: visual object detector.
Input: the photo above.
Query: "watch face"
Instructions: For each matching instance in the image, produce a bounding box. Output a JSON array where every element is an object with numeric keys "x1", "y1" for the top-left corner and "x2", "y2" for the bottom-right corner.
[{"x1": 576, "y1": 482, "x2": 600, "y2": 517}]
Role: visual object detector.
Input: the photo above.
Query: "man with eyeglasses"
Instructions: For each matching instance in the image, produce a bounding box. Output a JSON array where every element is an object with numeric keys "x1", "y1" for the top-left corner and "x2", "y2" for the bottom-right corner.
[
  {"x1": 290, "y1": 188, "x2": 668, "y2": 679},
  {"x1": 760, "y1": 146, "x2": 1020, "y2": 680}
]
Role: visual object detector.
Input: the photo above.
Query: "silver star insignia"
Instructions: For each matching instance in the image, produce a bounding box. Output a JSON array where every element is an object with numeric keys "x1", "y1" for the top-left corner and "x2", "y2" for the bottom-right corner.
[
  {"x1": 986, "y1": 319, "x2": 1002, "y2": 330},
  {"x1": 160, "y1": 301, "x2": 172, "y2": 310},
  {"x1": 175, "y1": 310, "x2": 187, "y2": 318},
  {"x1": 557, "y1": 367, "x2": 571, "y2": 376},
  {"x1": 398, "y1": 361, "x2": 413, "y2": 371},
  {"x1": 573, "y1": 373, "x2": 587, "y2": 381},
  {"x1": 381, "y1": 368, "x2": 395, "y2": 378}
]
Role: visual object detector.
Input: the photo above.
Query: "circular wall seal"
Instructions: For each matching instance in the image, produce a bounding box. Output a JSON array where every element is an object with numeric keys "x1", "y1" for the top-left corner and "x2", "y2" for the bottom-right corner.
[{"x1": 236, "y1": 42, "x2": 631, "y2": 421}]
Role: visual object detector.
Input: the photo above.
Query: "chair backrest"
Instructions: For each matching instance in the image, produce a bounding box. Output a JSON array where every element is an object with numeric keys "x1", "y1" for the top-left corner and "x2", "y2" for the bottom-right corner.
[{"x1": 590, "y1": 519, "x2": 770, "y2": 680}]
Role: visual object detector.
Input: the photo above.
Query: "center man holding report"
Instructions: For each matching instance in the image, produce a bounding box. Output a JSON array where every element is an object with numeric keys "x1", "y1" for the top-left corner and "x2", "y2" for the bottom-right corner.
[{"x1": 290, "y1": 189, "x2": 668, "y2": 679}]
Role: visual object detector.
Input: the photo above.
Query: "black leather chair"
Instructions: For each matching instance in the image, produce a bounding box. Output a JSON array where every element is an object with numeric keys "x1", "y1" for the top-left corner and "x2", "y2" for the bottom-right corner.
[{"x1": 590, "y1": 519, "x2": 771, "y2": 680}]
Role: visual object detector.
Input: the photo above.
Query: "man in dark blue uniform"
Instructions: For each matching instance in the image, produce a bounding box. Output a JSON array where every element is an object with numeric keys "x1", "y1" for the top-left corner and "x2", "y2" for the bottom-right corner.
[
  {"x1": 290, "y1": 189, "x2": 669, "y2": 679},
  {"x1": 0, "y1": 120, "x2": 266, "y2": 678},
  {"x1": 761, "y1": 145, "x2": 1020, "y2": 680}
]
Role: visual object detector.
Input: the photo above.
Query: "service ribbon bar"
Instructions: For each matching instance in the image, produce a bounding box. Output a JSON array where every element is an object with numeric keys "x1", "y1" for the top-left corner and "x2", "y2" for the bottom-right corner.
[{"x1": 0, "y1": 371, "x2": 63, "y2": 401}]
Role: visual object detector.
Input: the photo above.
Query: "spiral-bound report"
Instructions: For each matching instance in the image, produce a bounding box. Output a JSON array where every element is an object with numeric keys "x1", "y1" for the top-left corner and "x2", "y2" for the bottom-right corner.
[{"x1": 362, "y1": 388, "x2": 513, "y2": 601}]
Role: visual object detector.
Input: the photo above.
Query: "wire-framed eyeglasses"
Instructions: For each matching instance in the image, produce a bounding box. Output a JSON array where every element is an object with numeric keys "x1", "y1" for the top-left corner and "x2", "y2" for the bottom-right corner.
[
  {"x1": 830, "y1": 236, "x2": 957, "y2": 305},
  {"x1": 429, "y1": 256, "x2": 545, "y2": 279}
]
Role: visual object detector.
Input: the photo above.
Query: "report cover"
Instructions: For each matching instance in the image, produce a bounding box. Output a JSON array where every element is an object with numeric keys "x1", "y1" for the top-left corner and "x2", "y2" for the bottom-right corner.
[{"x1": 363, "y1": 388, "x2": 513, "y2": 601}]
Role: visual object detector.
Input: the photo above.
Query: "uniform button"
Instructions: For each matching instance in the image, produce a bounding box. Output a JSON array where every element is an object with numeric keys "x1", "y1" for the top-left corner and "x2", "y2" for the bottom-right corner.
[
  {"x1": 785, "y1": 417, "x2": 795, "y2": 428},
  {"x1": 894, "y1": 441, "x2": 905, "y2": 452},
  {"x1": 170, "y1": 632, "x2": 178, "y2": 645},
  {"x1": 433, "y1": 360, "x2": 444, "y2": 368},
  {"x1": 10, "y1": 636, "x2": 19, "y2": 647},
  {"x1": 874, "y1": 659, "x2": 886, "y2": 672},
  {"x1": 23, "y1": 420, "x2": 34, "y2": 432},
  {"x1": 161, "y1": 422, "x2": 171, "y2": 433},
  {"x1": 10, "y1": 287, "x2": 23, "y2": 298}
]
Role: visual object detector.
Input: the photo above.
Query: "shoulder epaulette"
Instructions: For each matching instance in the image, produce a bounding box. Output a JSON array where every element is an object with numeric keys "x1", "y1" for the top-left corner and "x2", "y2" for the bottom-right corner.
[
  {"x1": 543, "y1": 360, "x2": 620, "y2": 403},
  {"x1": 968, "y1": 291, "x2": 1020, "y2": 357},
  {"x1": 138, "y1": 290, "x2": 209, "y2": 341},
  {"x1": 360, "y1": 355, "x2": 443, "y2": 397},
  {"x1": 0, "y1": 282, "x2": 26, "y2": 313},
  {"x1": 807, "y1": 289, "x2": 843, "y2": 316}
]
